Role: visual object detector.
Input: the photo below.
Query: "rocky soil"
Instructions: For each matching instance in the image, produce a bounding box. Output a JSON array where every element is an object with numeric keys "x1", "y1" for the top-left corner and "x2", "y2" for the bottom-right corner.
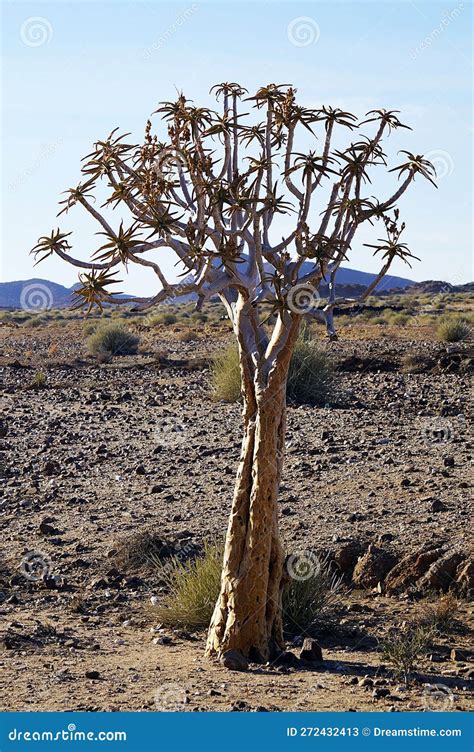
[{"x1": 0, "y1": 319, "x2": 473, "y2": 712}]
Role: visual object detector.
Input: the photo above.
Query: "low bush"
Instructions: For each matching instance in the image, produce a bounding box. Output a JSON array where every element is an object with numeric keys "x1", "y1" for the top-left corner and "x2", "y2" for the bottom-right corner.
[
  {"x1": 390, "y1": 313, "x2": 410, "y2": 326},
  {"x1": 415, "y1": 593, "x2": 460, "y2": 635},
  {"x1": 147, "y1": 312, "x2": 178, "y2": 326},
  {"x1": 283, "y1": 554, "x2": 342, "y2": 634},
  {"x1": 153, "y1": 543, "x2": 222, "y2": 630},
  {"x1": 87, "y1": 324, "x2": 140, "y2": 356},
  {"x1": 382, "y1": 625, "x2": 433, "y2": 684},
  {"x1": 28, "y1": 371, "x2": 47, "y2": 390},
  {"x1": 152, "y1": 544, "x2": 342, "y2": 635},
  {"x1": 287, "y1": 339, "x2": 334, "y2": 406},
  {"x1": 211, "y1": 331, "x2": 334, "y2": 406},
  {"x1": 401, "y1": 352, "x2": 433, "y2": 373},
  {"x1": 211, "y1": 345, "x2": 241, "y2": 402},
  {"x1": 436, "y1": 316, "x2": 471, "y2": 343},
  {"x1": 176, "y1": 329, "x2": 199, "y2": 342}
]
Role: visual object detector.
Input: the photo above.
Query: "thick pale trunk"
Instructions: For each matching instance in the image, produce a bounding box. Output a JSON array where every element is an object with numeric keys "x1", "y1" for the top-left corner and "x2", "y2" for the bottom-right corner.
[
  {"x1": 206, "y1": 306, "x2": 300, "y2": 662},
  {"x1": 205, "y1": 386, "x2": 287, "y2": 661}
]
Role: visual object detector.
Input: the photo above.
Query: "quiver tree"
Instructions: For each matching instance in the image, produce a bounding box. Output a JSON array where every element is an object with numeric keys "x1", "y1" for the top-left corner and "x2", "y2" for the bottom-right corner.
[{"x1": 32, "y1": 83, "x2": 435, "y2": 662}]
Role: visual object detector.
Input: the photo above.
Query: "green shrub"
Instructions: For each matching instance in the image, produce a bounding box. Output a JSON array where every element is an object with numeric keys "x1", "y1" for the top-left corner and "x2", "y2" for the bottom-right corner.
[
  {"x1": 147, "y1": 312, "x2": 177, "y2": 326},
  {"x1": 191, "y1": 312, "x2": 208, "y2": 323},
  {"x1": 382, "y1": 625, "x2": 433, "y2": 684},
  {"x1": 152, "y1": 544, "x2": 341, "y2": 635},
  {"x1": 153, "y1": 543, "x2": 223, "y2": 630},
  {"x1": 29, "y1": 371, "x2": 47, "y2": 390},
  {"x1": 401, "y1": 352, "x2": 432, "y2": 373},
  {"x1": 287, "y1": 338, "x2": 334, "y2": 406},
  {"x1": 436, "y1": 316, "x2": 471, "y2": 343},
  {"x1": 283, "y1": 555, "x2": 342, "y2": 634},
  {"x1": 82, "y1": 321, "x2": 97, "y2": 336},
  {"x1": 22, "y1": 315, "x2": 44, "y2": 328},
  {"x1": 390, "y1": 313, "x2": 410, "y2": 326},
  {"x1": 211, "y1": 333, "x2": 333, "y2": 406},
  {"x1": 87, "y1": 324, "x2": 140, "y2": 356},
  {"x1": 211, "y1": 345, "x2": 241, "y2": 402}
]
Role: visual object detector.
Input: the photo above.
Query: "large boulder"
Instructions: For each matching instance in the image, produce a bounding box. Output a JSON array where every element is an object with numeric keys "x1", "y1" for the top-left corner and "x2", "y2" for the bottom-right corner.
[
  {"x1": 418, "y1": 551, "x2": 465, "y2": 593},
  {"x1": 333, "y1": 540, "x2": 366, "y2": 579},
  {"x1": 456, "y1": 559, "x2": 474, "y2": 595},
  {"x1": 384, "y1": 546, "x2": 446, "y2": 594},
  {"x1": 352, "y1": 545, "x2": 398, "y2": 589}
]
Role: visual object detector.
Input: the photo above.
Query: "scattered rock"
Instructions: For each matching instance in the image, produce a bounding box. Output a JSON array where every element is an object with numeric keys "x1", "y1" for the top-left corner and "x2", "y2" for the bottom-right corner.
[
  {"x1": 298, "y1": 638, "x2": 323, "y2": 663},
  {"x1": 220, "y1": 649, "x2": 249, "y2": 672},
  {"x1": 385, "y1": 546, "x2": 446, "y2": 594},
  {"x1": 85, "y1": 670, "x2": 100, "y2": 680},
  {"x1": 352, "y1": 545, "x2": 398, "y2": 589},
  {"x1": 39, "y1": 519, "x2": 61, "y2": 536},
  {"x1": 418, "y1": 551, "x2": 465, "y2": 592},
  {"x1": 455, "y1": 559, "x2": 474, "y2": 593},
  {"x1": 334, "y1": 540, "x2": 366, "y2": 579},
  {"x1": 272, "y1": 650, "x2": 301, "y2": 668},
  {"x1": 373, "y1": 687, "x2": 391, "y2": 699}
]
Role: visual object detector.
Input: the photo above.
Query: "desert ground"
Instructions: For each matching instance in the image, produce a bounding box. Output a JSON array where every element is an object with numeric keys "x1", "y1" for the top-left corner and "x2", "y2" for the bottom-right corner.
[{"x1": 0, "y1": 293, "x2": 473, "y2": 712}]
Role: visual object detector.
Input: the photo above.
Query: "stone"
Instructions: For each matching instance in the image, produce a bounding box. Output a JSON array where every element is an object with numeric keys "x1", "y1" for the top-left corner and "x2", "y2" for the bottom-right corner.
[
  {"x1": 39, "y1": 519, "x2": 61, "y2": 536},
  {"x1": 43, "y1": 460, "x2": 60, "y2": 476},
  {"x1": 385, "y1": 546, "x2": 446, "y2": 594},
  {"x1": 272, "y1": 650, "x2": 301, "y2": 668},
  {"x1": 418, "y1": 551, "x2": 465, "y2": 592},
  {"x1": 220, "y1": 649, "x2": 249, "y2": 672},
  {"x1": 85, "y1": 670, "x2": 100, "y2": 680},
  {"x1": 352, "y1": 545, "x2": 398, "y2": 589},
  {"x1": 455, "y1": 560, "x2": 474, "y2": 593},
  {"x1": 298, "y1": 638, "x2": 323, "y2": 663},
  {"x1": 373, "y1": 687, "x2": 391, "y2": 699},
  {"x1": 431, "y1": 499, "x2": 446, "y2": 512},
  {"x1": 334, "y1": 541, "x2": 366, "y2": 578}
]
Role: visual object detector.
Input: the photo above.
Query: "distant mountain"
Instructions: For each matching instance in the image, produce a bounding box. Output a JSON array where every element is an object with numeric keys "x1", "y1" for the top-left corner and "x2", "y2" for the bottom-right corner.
[
  {"x1": 312, "y1": 265, "x2": 415, "y2": 294},
  {"x1": 0, "y1": 270, "x2": 470, "y2": 310},
  {"x1": 0, "y1": 278, "x2": 76, "y2": 310}
]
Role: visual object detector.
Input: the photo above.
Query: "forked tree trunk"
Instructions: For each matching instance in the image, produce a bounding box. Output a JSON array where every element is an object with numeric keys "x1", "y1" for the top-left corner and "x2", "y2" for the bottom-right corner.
[{"x1": 206, "y1": 305, "x2": 300, "y2": 662}]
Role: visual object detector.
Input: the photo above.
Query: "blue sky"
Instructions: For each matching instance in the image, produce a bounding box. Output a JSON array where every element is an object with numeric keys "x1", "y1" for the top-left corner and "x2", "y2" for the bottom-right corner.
[{"x1": 1, "y1": 0, "x2": 472, "y2": 294}]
